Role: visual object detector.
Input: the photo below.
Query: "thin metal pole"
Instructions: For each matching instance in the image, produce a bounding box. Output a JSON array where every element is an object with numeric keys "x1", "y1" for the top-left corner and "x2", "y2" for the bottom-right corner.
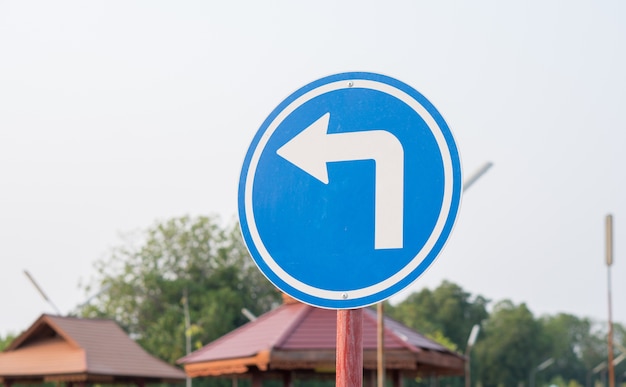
[
  {"x1": 606, "y1": 214, "x2": 615, "y2": 387},
  {"x1": 24, "y1": 270, "x2": 62, "y2": 315},
  {"x1": 608, "y1": 269, "x2": 615, "y2": 387},
  {"x1": 463, "y1": 162, "x2": 493, "y2": 192},
  {"x1": 337, "y1": 309, "x2": 363, "y2": 387},
  {"x1": 464, "y1": 324, "x2": 480, "y2": 387}
]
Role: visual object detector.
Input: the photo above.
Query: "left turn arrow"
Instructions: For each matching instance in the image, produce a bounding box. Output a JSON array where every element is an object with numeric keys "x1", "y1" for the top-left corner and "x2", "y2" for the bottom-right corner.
[{"x1": 276, "y1": 112, "x2": 405, "y2": 249}]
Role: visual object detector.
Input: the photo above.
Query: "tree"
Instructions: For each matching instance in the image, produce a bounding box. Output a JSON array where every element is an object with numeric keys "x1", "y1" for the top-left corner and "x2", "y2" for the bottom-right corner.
[
  {"x1": 474, "y1": 300, "x2": 545, "y2": 387},
  {"x1": 429, "y1": 281, "x2": 489, "y2": 350},
  {"x1": 0, "y1": 333, "x2": 16, "y2": 351},
  {"x1": 386, "y1": 287, "x2": 440, "y2": 339},
  {"x1": 584, "y1": 321, "x2": 626, "y2": 386},
  {"x1": 387, "y1": 280, "x2": 489, "y2": 350},
  {"x1": 538, "y1": 313, "x2": 595, "y2": 385},
  {"x1": 386, "y1": 281, "x2": 489, "y2": 387},
  {"x1": 80, "y1": 215, "x2": 281, "y2": 364}
]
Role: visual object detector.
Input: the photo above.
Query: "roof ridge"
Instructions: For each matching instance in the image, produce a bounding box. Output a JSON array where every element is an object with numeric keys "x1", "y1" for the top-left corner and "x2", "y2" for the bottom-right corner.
[
  {"x1": 45, "y1": 315, "x2": 83, "y2": 350},
  {"x1": 47, "y1": 314, "x2": 116, "y2": 323},
  {"x1": 7, "y1": 314, "x2": 82, "y2": 351}
]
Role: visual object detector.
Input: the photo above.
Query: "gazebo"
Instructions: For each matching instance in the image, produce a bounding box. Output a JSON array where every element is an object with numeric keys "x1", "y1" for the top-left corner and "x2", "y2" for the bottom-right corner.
[
  {"x1": 0, "y1": 314, "x2": 186, "y2": 387},
  {"x1": 178, "y1": 295, "x2": 465, "y2": 386}
]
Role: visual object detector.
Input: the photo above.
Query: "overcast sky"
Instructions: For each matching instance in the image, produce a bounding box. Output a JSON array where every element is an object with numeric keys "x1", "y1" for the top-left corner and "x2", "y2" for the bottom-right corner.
[{"x1": 1, "y1": 1, "x2": 625, "y2": 337}]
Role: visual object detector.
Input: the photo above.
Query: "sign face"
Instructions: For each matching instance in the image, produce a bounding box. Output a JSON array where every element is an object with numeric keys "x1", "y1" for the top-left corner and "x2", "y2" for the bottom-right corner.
[{"x1": 238, "y1": 72, "x2": 462, "y2": 309}]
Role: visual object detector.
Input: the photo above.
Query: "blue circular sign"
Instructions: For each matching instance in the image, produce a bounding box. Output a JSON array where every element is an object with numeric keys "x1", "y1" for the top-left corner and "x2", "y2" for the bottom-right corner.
[{"x1": 238, "y1": 72, "x2": 462, "y2": 309}]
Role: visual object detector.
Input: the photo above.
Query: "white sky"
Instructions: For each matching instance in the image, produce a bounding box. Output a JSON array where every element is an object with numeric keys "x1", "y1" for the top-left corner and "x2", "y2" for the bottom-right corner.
[{"x1": 1, "y1": 1, "x2": 625, "y2": 337}]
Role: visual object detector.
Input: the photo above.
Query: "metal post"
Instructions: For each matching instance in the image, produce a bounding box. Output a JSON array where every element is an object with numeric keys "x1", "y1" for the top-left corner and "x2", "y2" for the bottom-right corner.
[
  {"x1": 606, "y1": 214, "x2": 615, "y2": 387},
  {"x1": 463, "y1": 162, "x2": 493, "y2": 192},
  {"x1": 530, "y1": 358, "x2": 554, "y2": 387},
  {"x1": 337, "y1": 309, "x2": 363, "y2": 387},
  {"x1": 24, "y1": 270, "x2": 62, "y2": 315}
]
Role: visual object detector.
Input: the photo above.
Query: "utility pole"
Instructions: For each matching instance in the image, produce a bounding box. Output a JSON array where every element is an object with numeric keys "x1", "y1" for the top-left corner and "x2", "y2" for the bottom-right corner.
[{"x1": 606, "y1": 214, "x2": 615, "y2": 387}]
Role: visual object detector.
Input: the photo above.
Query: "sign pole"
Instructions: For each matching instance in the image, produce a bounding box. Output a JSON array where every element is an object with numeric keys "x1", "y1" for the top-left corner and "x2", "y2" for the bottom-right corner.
[{"x1": 337, "y1": 309, "x2": 363, "y2": 387}]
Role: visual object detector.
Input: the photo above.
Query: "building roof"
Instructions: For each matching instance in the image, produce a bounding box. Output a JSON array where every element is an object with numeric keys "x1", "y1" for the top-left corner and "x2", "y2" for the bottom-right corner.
[
  {"x1": 178, "y1": 296, "x2": 465, "y2": 378},
  {"x1": 0, "y1": 314, "x2": 186, "y2": 384}
]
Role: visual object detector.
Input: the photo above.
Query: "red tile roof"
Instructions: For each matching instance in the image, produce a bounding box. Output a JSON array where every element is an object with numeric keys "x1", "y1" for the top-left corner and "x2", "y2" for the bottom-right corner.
[
  {"x1": 182, "y1": 300, "x2": 311, "y2": 363},
  {"x1": 178, "y1": 301, "x2": 465, "y2": 378},
  {"x1": 0, "y1": 314, "x2": 186, "y2": 384}
]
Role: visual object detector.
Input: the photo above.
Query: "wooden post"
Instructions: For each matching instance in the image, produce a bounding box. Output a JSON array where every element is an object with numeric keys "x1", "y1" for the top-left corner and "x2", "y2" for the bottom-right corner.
[
  {"x1": 283, "y1": 371, "x2": 294, "y2": 387},
  {"x1": 337, "y1": 309, "x2": 363, "y2": 387},
  {"x1": 367, "y1": 369, "x2": 376, "y2": 387},
  {"x1": 377, "y1": 302, "x2": 385, "y2": 387},
  {"x1": 252, "y1": 372, "x2": 262, "y2": 387},
  {"x1": 392, "y1": 369, "x2": 403, "y2": 387}
]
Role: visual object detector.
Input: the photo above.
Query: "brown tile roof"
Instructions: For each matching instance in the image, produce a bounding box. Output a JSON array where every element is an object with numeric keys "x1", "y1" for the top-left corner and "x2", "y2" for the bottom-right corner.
[
  {"x1": 0, "y1": 314, "x2": 186, "y2": 384},
  {"x1": 178, "y1": 302, "x2": 465, "y2": 378}
]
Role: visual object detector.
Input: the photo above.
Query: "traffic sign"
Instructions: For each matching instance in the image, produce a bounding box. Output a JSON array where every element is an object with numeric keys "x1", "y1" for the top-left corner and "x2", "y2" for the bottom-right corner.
[{"x1": 238, "y1": 72, "x2": 462, "y2": 309}]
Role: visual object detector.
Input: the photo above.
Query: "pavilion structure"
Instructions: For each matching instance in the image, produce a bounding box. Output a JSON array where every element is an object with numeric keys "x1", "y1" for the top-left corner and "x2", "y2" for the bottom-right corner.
[
  {"x1": 0, "y1": 314, "x2": 186, "y2": 387},
  {"x1": 178, "y1": 294, "x2": 465, "y2": 387}
]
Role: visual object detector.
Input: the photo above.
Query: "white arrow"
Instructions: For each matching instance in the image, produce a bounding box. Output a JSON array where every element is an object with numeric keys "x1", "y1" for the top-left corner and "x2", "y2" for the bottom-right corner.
[{"x1": 277, "y1": 112, "x2": 404, "y2": 249}]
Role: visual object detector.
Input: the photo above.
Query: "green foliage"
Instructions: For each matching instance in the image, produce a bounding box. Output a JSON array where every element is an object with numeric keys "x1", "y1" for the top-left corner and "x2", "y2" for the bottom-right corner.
[
  {"x1": 74, "y1": 221, "x2": 626, "y2": 387},
  {"x1": 474, "y1": 300, "x2": 543, "y2": 387},
  {"x1": 79, "y1": 215, "x2": 281, "y2": 364},
  {"x1": 426, "y1": 330, "x2": 458, "y2": 352},
  {"x1": 547, "y1": 375, "x2": 584, "y2": 387},
  {"x1": 387, "y1": 280, "x2": 488, "y2": 351},
  {"x1": 0, "y1": 333, "x2": 16, "y2": 351},
  {"x1": 539, "y1": 313, "x2": 595, "y2": 383}
]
